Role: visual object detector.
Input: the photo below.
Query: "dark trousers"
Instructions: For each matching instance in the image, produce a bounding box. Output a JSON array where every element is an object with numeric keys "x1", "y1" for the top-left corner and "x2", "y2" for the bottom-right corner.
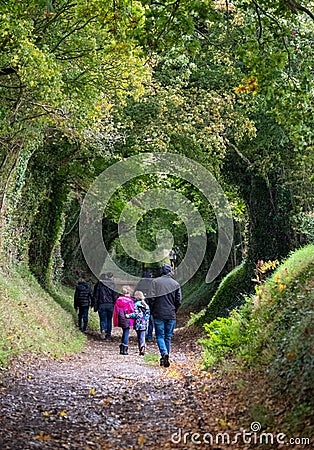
[
  {"x1": 121, "y1": 327, "x2": 130, "y2": 345},
  {"x1": 98, "y1": 303, "x2": 114, "y2": 337},
  {"x1": 78, "y1": 306, "x2": 89, "y2": 332},
  {"x1": 147, "y1": 314, "x2": 154, "y2": 340}
]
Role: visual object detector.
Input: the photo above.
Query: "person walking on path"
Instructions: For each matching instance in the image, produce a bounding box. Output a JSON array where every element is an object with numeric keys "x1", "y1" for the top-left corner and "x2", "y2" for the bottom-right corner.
[
  {"x1": 126, "y1": 290, "x2": 150, "y2": 356},
  {"x1": 135, "y1": 269, "x2": 154, "y2": 342},
  {"x1": 150, "y1": 264, "x2": 182, "y2": 367},
  {"x1": 74, "y1": 278, "x2": 94, "y2": 333},
  {"x1": 113, "y1": 286, "x2": 134, "y2": 355},
  {"x1": 169, "y1": 248, "x2": 177, "y2": 271},
  {"x1": 93, "y1": 272, "x2": 117, "y2": 340}
]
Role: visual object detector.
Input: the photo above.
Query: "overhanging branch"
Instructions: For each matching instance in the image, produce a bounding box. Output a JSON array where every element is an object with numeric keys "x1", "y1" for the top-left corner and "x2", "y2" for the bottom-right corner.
[
  {"x1": 225, "y1": 138, "x2": 253, "y2": 169},
  {"x1": 285, "y1": 0, "x2": 314, "y2": 21}
]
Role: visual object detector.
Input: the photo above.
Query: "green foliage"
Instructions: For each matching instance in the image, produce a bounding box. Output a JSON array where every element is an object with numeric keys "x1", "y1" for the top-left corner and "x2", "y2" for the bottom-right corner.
[
  {"x1": 292, "y1": 211, "x2": 314, "y2": 244},
  {"x1": 28, "y1": 171, "x2": 69, "y2": 285},
  {"x1": 0, "y1": 0, "x2": 150, "y2": 263},
  {"x1": 190, "y1": 260, "x2": 253, "y2": 326},
  {"x1": 199, "y1": 312, "x2": 245, "y2": 368},
  {"x1": 200, "y1": 245, "x2": 314, "y2": 429},
  {"x1": 246, "y1": 244, "x2": 314, "y2": 377},
  {"x1": 182, "y1": 278, "x2": 219, "y2": 310},
  {"x1": 0, "y1": 0, "x2": 313, "y2": 339},
  {"x1": 143, "y1": 353, "x2": 159, "y2": 365},
  {"x1": 0, "y1": 266, "x2": 85, "y2": 368}
]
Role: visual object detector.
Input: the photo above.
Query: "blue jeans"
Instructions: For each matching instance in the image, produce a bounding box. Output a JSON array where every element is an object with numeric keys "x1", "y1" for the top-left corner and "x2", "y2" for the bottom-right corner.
[
  {"x1": 78, "y1": 306, "x2": 89, "y2": 332},
  {"x1": 136, "y1": 330, "x2": 146, "y2": 349},
  {"x1": 146, "y1": 314, "x2": 154, "y2": 340},
  {"x1": 121, "y1": 327, "x2": 130, "y2": 346},
  {"x1": 154, "y1": 319, "x2": 176, "y2": 356},
  {"x1": 98, "y1": 303, "x2": 114, "y2": 337}
]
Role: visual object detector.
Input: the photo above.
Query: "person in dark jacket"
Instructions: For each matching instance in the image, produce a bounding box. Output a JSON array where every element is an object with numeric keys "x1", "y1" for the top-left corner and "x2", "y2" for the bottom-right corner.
[
  {"x1": 74, "y1": 278, "x2": 93, "y2": 333},
  {"x1": 150, "y1": 264, "x2": 182, "y2": 367},
  {"x1": 93, "y1": 272, "x2": 117, "y2": 339},
  {"x1": 135, "y1": 269, "x2": 154, "y2": 341}
]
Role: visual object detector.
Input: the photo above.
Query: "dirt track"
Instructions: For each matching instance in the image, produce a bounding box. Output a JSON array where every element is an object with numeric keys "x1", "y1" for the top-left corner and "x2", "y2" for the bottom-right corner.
[
  {"x1": 0, "y1": 325, "x2": 310, "y2": 449},
  {"x1": 0, "y1": 326, "x2": 205, "y2": 449}
]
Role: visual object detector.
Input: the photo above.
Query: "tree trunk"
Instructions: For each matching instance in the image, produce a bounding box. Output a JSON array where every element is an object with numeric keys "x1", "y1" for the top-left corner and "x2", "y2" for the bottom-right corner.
[
  {"x1": 245, "y1": 174, "x2": 293, "y2": 263},
  {"x1": 28, "y1": 173, "x2": 68, "y2": 285},
  {"x1": 0, "y1": 147, "x2": 21, "y2": 261}
]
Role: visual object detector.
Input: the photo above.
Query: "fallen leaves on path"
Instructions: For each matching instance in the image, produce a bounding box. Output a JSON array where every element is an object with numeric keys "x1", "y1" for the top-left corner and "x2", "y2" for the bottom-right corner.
[{"x1": 0, "y1": 322, "x2": 311, "y2": 449}]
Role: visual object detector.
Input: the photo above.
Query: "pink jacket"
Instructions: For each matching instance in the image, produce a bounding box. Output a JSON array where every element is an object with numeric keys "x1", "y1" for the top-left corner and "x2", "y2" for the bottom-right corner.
[{"x1": 113, "y1": 295, "x2": 135, "y2": 327}]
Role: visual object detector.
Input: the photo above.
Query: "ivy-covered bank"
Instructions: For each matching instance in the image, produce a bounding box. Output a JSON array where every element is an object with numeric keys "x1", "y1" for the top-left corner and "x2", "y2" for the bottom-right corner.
[
  {"x1": 0, "y1": 267, "x2": 86, "y2": 368},
  {"x1": 199, "y1": 245, "x2": 314, "y2": 434}
]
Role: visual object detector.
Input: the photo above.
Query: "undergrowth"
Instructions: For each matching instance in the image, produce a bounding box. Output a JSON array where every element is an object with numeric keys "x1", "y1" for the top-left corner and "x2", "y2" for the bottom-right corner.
[
  {"x1": 199, "y1": 244, "x2": 314, "y2": 434},
  {"x1": 0, "y1": 266, "x2": 86, "y2": 368}
]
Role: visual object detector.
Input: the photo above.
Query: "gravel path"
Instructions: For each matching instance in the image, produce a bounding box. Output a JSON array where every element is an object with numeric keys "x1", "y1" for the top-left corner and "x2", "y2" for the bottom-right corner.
[
  {"x1": 0, "y1": 325, "x2": 310, "y2": 450},
  {"x1": 0, "y1": 326, "x2": 204, "y2": 450}
]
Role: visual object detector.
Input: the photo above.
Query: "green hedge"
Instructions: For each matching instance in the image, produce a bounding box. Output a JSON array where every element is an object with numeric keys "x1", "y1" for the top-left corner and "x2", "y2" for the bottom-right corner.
[{"x1": 190, "y1": 260, "x2": 253, "y2": 326}]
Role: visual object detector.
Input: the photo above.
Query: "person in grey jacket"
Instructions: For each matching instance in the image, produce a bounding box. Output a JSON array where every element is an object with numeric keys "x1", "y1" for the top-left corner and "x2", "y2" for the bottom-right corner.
[{"x1": 150, "y1": 264, "x2": 182, "y2": 367}]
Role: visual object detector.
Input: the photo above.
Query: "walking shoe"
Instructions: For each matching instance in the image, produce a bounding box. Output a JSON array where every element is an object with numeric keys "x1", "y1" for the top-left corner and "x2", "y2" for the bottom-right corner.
[
  {"x1": 163, "y1": 353, "x2": 170, "y2": 367},
  {"x1": 160, "y1": 356, "x2": 164, "y2": 366},
  {"x1": 139, "y1": 345, "x2": 145, "y2": 356},
  {"x1": 123, "y1": 345, "x2": 128, "y2": 355},
  {"x1": 119, "y1": 344, "x2": 124, "y2": 354}
]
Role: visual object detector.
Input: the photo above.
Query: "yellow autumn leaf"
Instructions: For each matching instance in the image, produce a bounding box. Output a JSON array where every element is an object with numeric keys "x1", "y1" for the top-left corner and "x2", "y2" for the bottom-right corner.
[
  {"x1": 42, "y1": 411, "x2": 50, "y2": 416},
  {"x1": 138, "y1": 435, "x2": 146, "y2": 446},
  {"x1": 60, "y1": 411, "x2": 67, "y2": 417},
  {"x1": 90, "y1": 388, "x2": 95, "y2": 395},
  {"x1": 274, "y1": 273, "x2": 281, "y2": 283},
  {"x1": 35, "y1": 431, "x2": 51, "y2": 441},
  {"x1": 219, "y1": 418, "x2": 227, "y2": 427},
  {"x1": 167, "y1": 370, "x2": 180, "y2": 378},
  {"x1": 279, "y1": 284, "x2": 286, "y2": 291}
]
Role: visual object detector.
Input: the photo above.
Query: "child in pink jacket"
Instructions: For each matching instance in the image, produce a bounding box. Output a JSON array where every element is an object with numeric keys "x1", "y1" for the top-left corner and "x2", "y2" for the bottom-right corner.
[{"x1": 113, "y1": 285, "x2": 134, "y2": 355}]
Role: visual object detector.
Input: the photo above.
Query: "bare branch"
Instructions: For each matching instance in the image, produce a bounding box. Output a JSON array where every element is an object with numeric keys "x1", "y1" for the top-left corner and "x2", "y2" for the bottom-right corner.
[
  {"x1": 51, "y1": 16, "x2": 101, "y2": 54},
  {"x1": 225, "y1": 138, "x2": 253, "y2": 169},
  {"x1": 29, "y1": 102, "x2": 69, "y2": 118},
  {"x1": 0, "y1": 67, "x2": 16, "y2": 76},
  {"x1": 251, "y1": 1, "x2": 292, "y2": 74},
  {"x1": 253, "y1": 1, "x2": 263, "y2": 43},
  {"x1": 285, "y1": 0, "x2": 314, "y2": 21}
]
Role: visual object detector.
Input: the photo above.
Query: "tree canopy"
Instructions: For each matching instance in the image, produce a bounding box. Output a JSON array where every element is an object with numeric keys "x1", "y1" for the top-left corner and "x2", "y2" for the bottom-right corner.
[{"x1": 0, "y1": 0, "x2": 313, "y2": 286}]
